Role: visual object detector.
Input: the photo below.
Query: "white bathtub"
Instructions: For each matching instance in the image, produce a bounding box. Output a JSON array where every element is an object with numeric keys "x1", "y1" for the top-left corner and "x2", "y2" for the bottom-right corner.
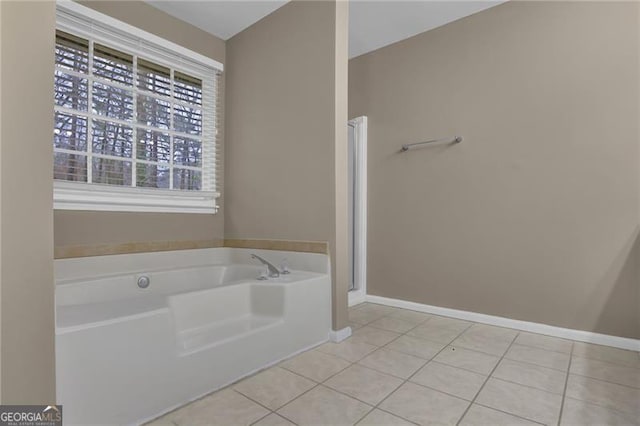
[{"x1": 55, "y1": 248, "x2": 331, "y2": 425}]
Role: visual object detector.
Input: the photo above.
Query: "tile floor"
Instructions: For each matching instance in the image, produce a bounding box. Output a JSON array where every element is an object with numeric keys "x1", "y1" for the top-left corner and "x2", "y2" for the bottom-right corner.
[{"x1": 148, "y1": 303, "x2": 640, "y2": 426}]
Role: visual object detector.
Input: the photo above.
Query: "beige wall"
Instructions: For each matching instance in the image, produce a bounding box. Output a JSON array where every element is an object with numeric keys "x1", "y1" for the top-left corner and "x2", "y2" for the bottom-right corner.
[
  {"x1": 225, "y1": 0, "x2": 350, "y2": 329},
  {"x1": 54, "y1": 1, "x2": 227, "y2": 248},
  {"x1": 350, "y1": 1, "x2": 640, "y2": 339},
  {"x1": 0, "y1": 0, "x2": 56, "y2": 402}
]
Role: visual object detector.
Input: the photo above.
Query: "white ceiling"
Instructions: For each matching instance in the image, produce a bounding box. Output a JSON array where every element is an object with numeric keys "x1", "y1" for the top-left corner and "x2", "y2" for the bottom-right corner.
[
  {"x1": 349, "y1": 1, "x2": 505, "y2": 58},
  {"x1": 146, "y1": 0, "x2": 505, "y2": 58},
  {"x1": 147, "y1": 1, "x2": 288, "y2": 41}
]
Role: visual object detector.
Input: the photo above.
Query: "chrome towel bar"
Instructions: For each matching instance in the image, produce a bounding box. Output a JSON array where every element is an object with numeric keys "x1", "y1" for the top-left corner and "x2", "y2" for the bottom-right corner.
[{"x1": 401, "y1": 136, "x2": 462, "y2": 152}]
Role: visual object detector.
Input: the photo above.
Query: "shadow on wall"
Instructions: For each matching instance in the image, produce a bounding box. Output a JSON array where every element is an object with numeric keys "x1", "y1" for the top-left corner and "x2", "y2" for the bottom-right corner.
[{"x1": 576, "y1": 227, "x2": 640, "y2": 340}]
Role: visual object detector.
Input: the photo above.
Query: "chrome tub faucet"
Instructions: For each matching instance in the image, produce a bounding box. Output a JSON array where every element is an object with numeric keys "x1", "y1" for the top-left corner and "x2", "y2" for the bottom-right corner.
[{"x1": 251, "y1": 254, "x2": 280, "y2": 278}]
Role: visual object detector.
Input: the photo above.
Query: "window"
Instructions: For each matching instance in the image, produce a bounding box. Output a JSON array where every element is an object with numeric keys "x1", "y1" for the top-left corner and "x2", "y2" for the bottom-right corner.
[{"x1": 54, "y1": 2, "x2": 222, "y2": 213}]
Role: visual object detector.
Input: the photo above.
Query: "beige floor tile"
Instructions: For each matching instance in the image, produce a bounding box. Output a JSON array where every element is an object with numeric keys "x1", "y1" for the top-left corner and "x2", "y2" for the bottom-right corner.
[
  {"x1": 349, "y1": 309, "x2": 386, "y2": 325},
  {"x1": 570, "y1": 355, "x2": 640, "y2": 389},
  {"x1": 358, "y1": 348, "x2": 427, "y2": 379},
  {"x1": 459, "y1": 404, "x2": 540, "y2": 426},
  {"x1": 279, "y1": 349, "x2": 351, "y2": 382},
  {"x1": 368, "y1": 316, "x2": 418, "y2": 333},
  {"x1": 565, "y1": 374, "x2": 640, "y2": 417},
  {"x1": 353, "y1": 303, "x2": 396, "y2": 316},
  {"x1": 349, "y1": 321, "x2": 364, "y2": 330},
  {"x1": 277, "y1": 385, "x2": 372, "y2": 426},
  {"x1": 356, "y1": 409, "x2": 414, "y2": 426},
  {"x1": 452, "y1": 332, "x2": 513, "y2": 357},
  {"x1": 434, "y1": 346, "x2": 500, "y2": 375},
  {"x1": 492, "y1": 358, "x2": 567, "y2": 394},
  {"x1": 252, "y1": 413, "x2": 296, "y2": 426},
  {"x1": 514, "y1": 332, "x2": 573, "y2": 354},
  {"x1": 572, "y1": 342, "x2": 640, "y2": 369},
  {"x1": 406, "y1": 318, "x2": 470, "y2": 344},
  {"x1": 384, "y1": 335, "x2": 446, "y2": 359},
  {"x1": 325, "y1": 364, "x2": 403, "y2": 405},
  {"x1": 505, "y1": 344, "x2": 570, "y2": 371},
  {"x1": 410, "y1": 361, "x2": 486, "y2": 400},
  {"x1": 316, "y1": 339, "x2": 378, "y2": 362},
  {"x1": 351, "y1": 326, "x2": 402, "y2": 346},
  {"x1": 233, "y1": 367, "x2": 315, "y2": 410},
  {"x1": 169, "y1": 389, "x2": 269, "y2": 426},
  {"x1": 407, "y1": 324, "x2": 464, "y2": 344},
  {"x1": 476, "y1": 378, "x2": 562, "y2": 425},
  {"x1": 379, "y1": 382, "x2": 469, "y2": 426},
  {"x1": 461, "y1": 324, "x2": 518, "y2": 342},
  {"x1": 560, "y1": 397, "x2": 638, "y2": 426},
  {"x1": 350, "y1": 303, "x2": 368, "y2": 309},
  {"x1": 387, "y1": 309, "x2": 432, "y2": 325},
  {"x1": 427, "y1": 316, "x2": 473, "y2": 329}
]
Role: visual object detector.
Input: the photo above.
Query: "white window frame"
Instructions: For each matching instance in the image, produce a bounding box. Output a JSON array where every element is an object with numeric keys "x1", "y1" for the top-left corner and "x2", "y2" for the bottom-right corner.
[{"x1": 54, "y1": 0, "x2": 223, "y2": 214}]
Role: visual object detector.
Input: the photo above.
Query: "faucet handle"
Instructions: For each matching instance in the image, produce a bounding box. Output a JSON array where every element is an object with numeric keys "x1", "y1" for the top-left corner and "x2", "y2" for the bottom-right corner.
[{"x1": 280, "y1": 258, "x2": 290, "y2": 274}]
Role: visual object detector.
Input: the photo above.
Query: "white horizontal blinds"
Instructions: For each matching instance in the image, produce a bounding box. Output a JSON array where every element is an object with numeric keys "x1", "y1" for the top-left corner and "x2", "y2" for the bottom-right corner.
[
  {"x1": 136, "y1": 59, "x2": 171, "y2": 189},
  {"x1": 172, "y1": 71, "x2": 203, "y2": 190},
  {"x1": 54, "y1": 32, "x2": 89, "y2": 182},
  {"x1": 53, "y1": 12, "x2": 220, "y2": 196},
  {"x1": 91, "y1": 43, "x2": 134, "y2": 186},
  {"x1": 205, "y1": 69, "x2": 222, "y2": 195}
]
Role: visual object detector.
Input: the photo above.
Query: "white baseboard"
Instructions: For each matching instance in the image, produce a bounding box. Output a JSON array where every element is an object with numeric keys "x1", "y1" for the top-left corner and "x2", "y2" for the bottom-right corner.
[
  {"x1": 329, "y1": 326, "x2": 352, "y2": 343},
  {"x1": 348, "y1": 289, "x2": 366, "y2": 307},
  {"x1": 366, "y1": 295, "x2": 640, "y2": 352}
]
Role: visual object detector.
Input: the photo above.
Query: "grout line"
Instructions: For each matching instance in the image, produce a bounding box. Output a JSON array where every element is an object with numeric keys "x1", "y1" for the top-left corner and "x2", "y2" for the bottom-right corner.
[
  {"x1": 368, "y1": 317, "x2": 474, "y2": 423},
  {"x1": 277, "y1": 352, "x2": 354, "y2": 383},
  {"x1": 560, "y1": 395, "x2": 640, "y2": 423},
  {"x1": 370, "y1": 406, "x2": 421, "y2": 426},
  {"x1": 455, "y1": 331, "x2": 520, "y2": 426},
  {"x1": 556, "y1": 339, "x2": 574, "y2": 426},
  {"x1": 404, "y1": 380, "x2": 477, "y2": 403},
  {"x1": 248, "y1": 410, "x2": 275, "y2": 426},
  {"x1": 337, "y1": 305, "x2": 475, "y2": 425},
  {"x1": 271, "y1": 345, "x2": 371, "y2": 425},
  {"x1": 512, "y1": 341, "x2": 574, "y2": 355},
  {"x1": 404, "y1": 323, "x2": 474, "y2": 383},
  {"x1": 238, "y1": 364, "x2": 346, "y2": 426},
  {"x1": 352, "y1": 305, "x2": 552, "y2": 426},
  {"x1": 569, "y1": 352, "x2": 640, "y2": 371},
  {"x1": 471, "y1": 402, "x2": 547, "y2": 425},
  {"x1": 478, "y1": 375, "x2": 565, "y2": 396},
  {"x1": 232, "y1": 388, "x2": 279, "y2": 414},
  {"x1": 270, "y1": 382, "x2": 321, "y2": 425},
  {"x1": 365, "y1": 314, "x2": 430, "y2": 334},
  {"x1": 502, "y1": 351, "x2": 571, "y2": 373},
  {"x1": 484, "y1": 376, "x2": 571, "y2": 400},
  {"x1": 556, "y1": 371, "x2": 640, "y2": 391},
  {"x1": 444, "y1": 338, "x2": 518, "y2": 358},
  {"x1": 425, "y1": 359, "x2": 492, "y2": 377}
]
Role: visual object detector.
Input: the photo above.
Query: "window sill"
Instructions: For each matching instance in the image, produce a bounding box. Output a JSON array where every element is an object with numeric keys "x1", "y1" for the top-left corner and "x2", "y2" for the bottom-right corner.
[{"x1": 53, "y1": 181, "x2": 220, "y2": 214}]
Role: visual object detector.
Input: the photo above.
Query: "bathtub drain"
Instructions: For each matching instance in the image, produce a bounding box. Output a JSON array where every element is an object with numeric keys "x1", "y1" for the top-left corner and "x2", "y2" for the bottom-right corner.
[{"x1": 137, "y1": 275, "x2": 150, "y2": 289}]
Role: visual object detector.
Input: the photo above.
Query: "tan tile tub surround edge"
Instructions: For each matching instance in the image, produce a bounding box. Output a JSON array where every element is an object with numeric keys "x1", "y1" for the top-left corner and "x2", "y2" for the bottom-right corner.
[
  {"x1": 54, "y1": 239, "x2": 225, "y2": 259},
  {"x1": 54, "y1": 239, "x2": 328, "y2": 259},
  {"x1": 223, "y1": 239, "x2": 329, "y2": 254}
]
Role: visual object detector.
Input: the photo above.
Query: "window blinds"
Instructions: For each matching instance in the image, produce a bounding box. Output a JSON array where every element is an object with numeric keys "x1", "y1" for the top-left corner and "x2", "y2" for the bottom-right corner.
[{"x1": 55, "y1": 1, "x2": 222, "y2": 198}]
